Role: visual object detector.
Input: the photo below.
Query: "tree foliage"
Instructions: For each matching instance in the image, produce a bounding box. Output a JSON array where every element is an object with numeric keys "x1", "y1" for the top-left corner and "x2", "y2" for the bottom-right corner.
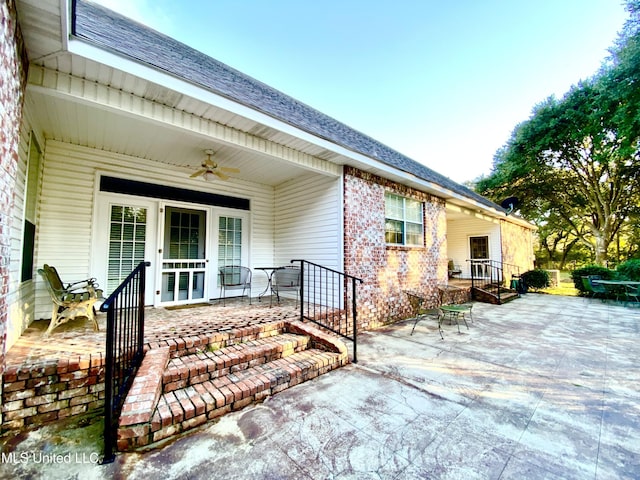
[{"x1": 477, "y1": 1, "x2": 640, "y2": 265}]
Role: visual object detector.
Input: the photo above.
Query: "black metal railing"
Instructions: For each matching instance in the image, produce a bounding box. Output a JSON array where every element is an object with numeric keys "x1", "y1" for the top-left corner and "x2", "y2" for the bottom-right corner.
[
  {"x1": 100, "y1": 261, "x2": 150, "y2": 464},
  {"x1": 291, "y1": 260, "x2": 363, "y2": 363},
  {"x1": 468, "y1": 259, "x2": 521, "y2": 303}
]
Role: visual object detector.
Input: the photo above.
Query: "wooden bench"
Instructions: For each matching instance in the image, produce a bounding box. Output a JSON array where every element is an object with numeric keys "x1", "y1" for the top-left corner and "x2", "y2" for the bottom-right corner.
[{"x1": 38, "y1": 264, "x2": 102, "y2": 336}]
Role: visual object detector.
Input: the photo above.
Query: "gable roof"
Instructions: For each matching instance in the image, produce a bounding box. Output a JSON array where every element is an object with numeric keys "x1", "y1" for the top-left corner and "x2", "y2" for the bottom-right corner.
[{"x1": 73, "y1": 0, "x2": 503, "y2": 212}]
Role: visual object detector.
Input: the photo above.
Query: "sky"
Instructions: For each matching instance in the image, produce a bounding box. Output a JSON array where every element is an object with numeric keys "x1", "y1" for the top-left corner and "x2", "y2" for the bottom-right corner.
[{"x1": 93, "y1": 0, "x2": 628, "y2": 183}]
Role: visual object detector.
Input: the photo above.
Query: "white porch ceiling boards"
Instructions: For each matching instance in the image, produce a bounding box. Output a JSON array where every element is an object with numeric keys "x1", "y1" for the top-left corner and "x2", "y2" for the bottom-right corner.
[
  {"x1": 14, "y1": 0, "x2": 65, "y2": 63},
  {"x1": 27, "y1": 64, "x2": 342, "y2": 187}
]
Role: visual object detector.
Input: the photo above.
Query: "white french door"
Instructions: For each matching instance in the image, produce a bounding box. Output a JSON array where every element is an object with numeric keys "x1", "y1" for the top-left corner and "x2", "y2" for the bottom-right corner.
[
  {"x1": 159, "y1": 205, "x2": 209, "y2": 305},
  {"x1": 93, "y1": 195, "x2": 158, "y2": 305},
  {"x1": 213, "y1": 211, "x2": 250, "y2": 298}
]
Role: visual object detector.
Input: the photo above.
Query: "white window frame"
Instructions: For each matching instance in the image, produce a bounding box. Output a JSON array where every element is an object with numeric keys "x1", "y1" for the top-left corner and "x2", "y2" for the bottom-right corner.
[{"x1": 384, "y1": 193, "x2": 424, "y2": 246}]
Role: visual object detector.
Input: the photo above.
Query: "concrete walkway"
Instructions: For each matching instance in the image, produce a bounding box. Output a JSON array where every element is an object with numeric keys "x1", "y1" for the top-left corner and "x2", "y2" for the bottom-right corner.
[{"x1": 1, "y1": 294, "x2": 639, "y2": 479}]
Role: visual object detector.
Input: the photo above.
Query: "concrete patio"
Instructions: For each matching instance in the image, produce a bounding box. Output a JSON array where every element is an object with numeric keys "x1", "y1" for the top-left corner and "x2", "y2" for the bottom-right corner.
[{"x1": 1, "y1": 294, "x2": 639, "y2": 479}]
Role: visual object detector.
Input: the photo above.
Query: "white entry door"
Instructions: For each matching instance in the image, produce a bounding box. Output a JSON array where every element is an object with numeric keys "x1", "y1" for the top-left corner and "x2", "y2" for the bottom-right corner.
[
  {"x1": 160, "y1": 206, "x2": 209, "y2": 305},
  {"x1": 469, "y1": 235, "x2": 490, "y2": 278}
]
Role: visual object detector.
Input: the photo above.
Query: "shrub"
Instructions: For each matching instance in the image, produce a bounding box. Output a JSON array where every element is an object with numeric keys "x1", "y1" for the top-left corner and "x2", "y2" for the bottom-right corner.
[
  {"x1": 570, "y1": 265, "x2": 615, "y2": 293},
  {"x1": 521, "y1": 269, "x2": 550, "y2": 291},
  {"x1": 617, "y1": 259, "x2": 640, "y2": 281}
]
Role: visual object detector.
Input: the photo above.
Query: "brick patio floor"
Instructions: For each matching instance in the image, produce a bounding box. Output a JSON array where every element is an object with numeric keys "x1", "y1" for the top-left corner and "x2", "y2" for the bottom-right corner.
[{"x1": 4, "y1": 297, "x2": 300, "y2": 371}]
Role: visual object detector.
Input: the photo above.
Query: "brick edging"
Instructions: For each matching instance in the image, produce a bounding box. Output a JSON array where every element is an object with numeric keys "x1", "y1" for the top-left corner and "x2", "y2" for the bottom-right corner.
[{"x1": 119, "y1": 347, "x2": 170, "y2": 427}]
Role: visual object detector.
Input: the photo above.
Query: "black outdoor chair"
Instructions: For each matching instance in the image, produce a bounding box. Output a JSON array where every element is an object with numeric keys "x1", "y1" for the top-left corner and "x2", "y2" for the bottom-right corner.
[
  {"x1": 405, "y1": 291, "x2": 444, "y2": 339},
  {"x1": 448, "y1": 260, "x2": 462, "y2": 279},
  {"x1": 219, "y1": 266, "x2": 252, "y2": 305},
  {"x1": 271, "y1": 267, "x2": 301, "y2": 307},
  {"x1": 582, "y1": 276, "x2": 606, "y2": 301}
]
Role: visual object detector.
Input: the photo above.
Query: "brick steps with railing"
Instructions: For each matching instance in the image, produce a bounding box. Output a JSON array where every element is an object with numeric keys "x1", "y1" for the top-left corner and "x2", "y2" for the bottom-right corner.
[{"x1": 117, "y1": 320, "x2": 348, "y2": 451}]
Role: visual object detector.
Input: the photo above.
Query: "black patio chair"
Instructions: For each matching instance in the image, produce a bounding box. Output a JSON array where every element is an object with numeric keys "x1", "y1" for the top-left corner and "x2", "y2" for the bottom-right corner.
[
  {"x1": 448, "y1": 260, "x2": 462, "y2": 279},
  {"x1": 219, "y1": 266, "x2": 252, "y2": 305},
  {"x1": 585, "y1": 276, "x2": 607, "y2": 301},
  {"x1": 405, "y1": 291, "x2": 443, "y2": 339},
  {"x1": 271, "y1": 267, "x2": 301, "y2": 307}
]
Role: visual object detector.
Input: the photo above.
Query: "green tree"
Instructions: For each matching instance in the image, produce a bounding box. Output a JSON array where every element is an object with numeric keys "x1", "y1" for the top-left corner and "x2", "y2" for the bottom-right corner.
[{"x1": 477, "y1": 2, "x2": 640, "y2": 265}]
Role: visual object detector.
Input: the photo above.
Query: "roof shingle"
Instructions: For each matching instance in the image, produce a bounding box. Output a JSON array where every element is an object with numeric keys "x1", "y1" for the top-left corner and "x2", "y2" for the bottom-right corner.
[{"x1": 73, "y1": 0, "x2": 502, "y2": 211}]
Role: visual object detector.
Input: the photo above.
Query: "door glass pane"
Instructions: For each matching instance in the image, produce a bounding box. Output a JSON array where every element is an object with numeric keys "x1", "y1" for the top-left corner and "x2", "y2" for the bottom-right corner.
[
  {"x1": 218, "y1": 216, "x2": 243, "y2": 275},
  {"x1": 470, "y1": 237, "x2": 489, "y2": 259},
  {"x1": 178, "y1": 272, "x2": 189, "y2": 300},
  {"x1": 162, "y1": 272, "x2": 175, "y2": 302},
  {"x1": 192, "y1": 272, "x2": 205, "y2": 299},
  {"x1": 164, "y1": 207, "x2": 205, "y2": 260},
  {"x1": 107, "y1": 205, "x2": 147, "y2": 292}
]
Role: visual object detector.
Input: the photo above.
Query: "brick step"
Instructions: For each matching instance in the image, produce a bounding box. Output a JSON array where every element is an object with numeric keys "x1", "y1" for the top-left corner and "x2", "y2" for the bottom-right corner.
[
  {"x1": 147, "y1": 321, "x2": 287, "y2": 359},
  {"x1": 119, "y1": 347, "x2": 344, "y2": 450},
  {"x1": 116, "y1": 321, "x2": 350, "y2": 451},
  {"x1": 162, "y1": 333, "x2": 311, "y2": 392}
]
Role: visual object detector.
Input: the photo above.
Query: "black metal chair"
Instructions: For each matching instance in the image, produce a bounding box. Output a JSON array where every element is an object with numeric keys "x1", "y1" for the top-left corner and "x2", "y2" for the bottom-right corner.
[
  {"x1": 405, "y1": 291, "x2": 443, "y2": 339},
  {"x1": 271, "y1": 267, "x2": 301, "y2": 306},
  {"x1": 582, "y1": 276, "x2": 607, "y2": 301},
  {"x1": 219, "y1": 266, "x2": 252, "y2": 305}
]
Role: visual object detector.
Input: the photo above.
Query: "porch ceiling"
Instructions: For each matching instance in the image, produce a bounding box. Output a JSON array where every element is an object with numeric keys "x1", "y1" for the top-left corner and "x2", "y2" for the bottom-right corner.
[{"x1": 27, "y1": 87, "x2": 316, "y2": 187}]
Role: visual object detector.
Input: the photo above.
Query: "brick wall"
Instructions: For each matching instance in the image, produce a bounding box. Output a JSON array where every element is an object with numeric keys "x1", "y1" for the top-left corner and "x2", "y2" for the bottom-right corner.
[
  {"x1": 2, "y1": 357, "x2": 105, "y2": 430},
  {"x1": 500, "y1": 220, "x2": 535, "y2": 278},
  {"x1": 343, "y1": 166, "x2": 447, "y2": 330},
  {"x1": 1, "y1": 0, "x2": 28, "y2": 410}
]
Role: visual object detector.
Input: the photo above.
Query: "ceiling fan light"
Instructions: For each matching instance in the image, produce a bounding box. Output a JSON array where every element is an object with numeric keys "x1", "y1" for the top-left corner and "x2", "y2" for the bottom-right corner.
[{"x1": 202, "y1": 171, "x2": 215, "y2": 181}]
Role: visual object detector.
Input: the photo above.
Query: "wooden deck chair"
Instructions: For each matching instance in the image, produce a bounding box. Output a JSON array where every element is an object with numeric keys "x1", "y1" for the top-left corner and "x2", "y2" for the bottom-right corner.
[{"x1": 38, "y1": 265, "x2": 101, "y2": 336}]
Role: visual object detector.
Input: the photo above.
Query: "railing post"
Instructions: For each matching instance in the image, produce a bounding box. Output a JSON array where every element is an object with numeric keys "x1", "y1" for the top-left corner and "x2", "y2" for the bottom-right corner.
[
  {"x1": 102, "y1": 299, "x2": 116, "y2": 464},
  {"x1": 298, "y1": 260, "x2": 304, "y2": 321},
  {"x1": 351, "y1": 276, "x2": 358, "y2": 363},
  {"x1": 101, "y1": 261, "x2": 150, "y2": 464}
]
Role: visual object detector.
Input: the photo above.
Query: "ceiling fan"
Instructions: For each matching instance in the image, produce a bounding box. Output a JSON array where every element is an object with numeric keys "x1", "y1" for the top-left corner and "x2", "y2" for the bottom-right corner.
[{"x1": 190, "y1": 149, "x2": 240, "y2": 181}]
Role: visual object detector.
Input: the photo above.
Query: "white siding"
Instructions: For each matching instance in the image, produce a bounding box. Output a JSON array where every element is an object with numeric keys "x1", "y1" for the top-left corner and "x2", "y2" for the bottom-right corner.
[
  {"x1": 274, "y1": 173, "x2": 341, "y2": 270},
  {"x1": 7, "y1": 111, "x2": 44, "y2": 349},
  {"x1": 35, "y1": 140, "x2": 279, "y2": 317},
  {"x1": 447, "y1": 216, "x2": 501, "y2": 278}
]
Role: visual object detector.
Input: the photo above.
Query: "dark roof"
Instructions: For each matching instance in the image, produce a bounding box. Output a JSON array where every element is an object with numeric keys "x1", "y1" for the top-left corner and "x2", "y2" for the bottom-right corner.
[{"x1": 73, "y1": 0, "x2": 502, "y2": 212}]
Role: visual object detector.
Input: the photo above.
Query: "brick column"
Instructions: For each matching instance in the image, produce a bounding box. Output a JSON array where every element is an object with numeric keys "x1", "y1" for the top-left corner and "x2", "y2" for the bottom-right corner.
[{"x1": 0, "y1": 0, "x2": 29, "y2": 424}]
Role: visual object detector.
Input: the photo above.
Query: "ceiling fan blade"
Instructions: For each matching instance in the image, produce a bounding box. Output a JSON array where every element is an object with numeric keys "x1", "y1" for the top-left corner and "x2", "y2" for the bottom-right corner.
[
  {"x1": 190, "y1": 169, "x2": 207, "y2": 178},
  {"x1": 214, "y1": 171, "x2": 230, "y2": 181},
  {"x1": 219, "y1": 166, "x2": 240, "y2": 173}
]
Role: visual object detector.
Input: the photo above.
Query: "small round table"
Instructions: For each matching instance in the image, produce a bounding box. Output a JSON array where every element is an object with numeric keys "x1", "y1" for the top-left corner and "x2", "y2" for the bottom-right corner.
[{"x1": 255, "y1": 267, "x2": 285, "y2": 302}]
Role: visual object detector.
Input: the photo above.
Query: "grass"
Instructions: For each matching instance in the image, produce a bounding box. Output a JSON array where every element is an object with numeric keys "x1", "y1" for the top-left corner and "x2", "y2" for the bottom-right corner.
[{"x1": 539, "y1": 270, "x2": 579, "y2": 296}]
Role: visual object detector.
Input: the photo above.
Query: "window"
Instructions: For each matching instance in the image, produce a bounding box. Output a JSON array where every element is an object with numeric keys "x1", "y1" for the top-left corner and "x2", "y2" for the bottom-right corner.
[
  {"x1": 21, "y1": 133, "x2": 41, "y2": 282},
  {"x1": 218, "y1": 216, "x2": 243, "y2": 269},
  {"x1": 108, "y1": 205, "x2": 147, "y2": 292},
  {"x1": 385, "y1": 193, "x2": 423, "y2": 246}
]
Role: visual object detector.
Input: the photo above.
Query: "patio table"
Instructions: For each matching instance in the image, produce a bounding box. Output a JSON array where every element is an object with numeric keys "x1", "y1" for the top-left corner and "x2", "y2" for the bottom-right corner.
[
  {"x1": 255, "y1": 267, "x2": 285, "y2": 302},
  {"x1": 592, "y1": 280, "x2": 640, "y2": 304},
  {"x1": 440, "y1": 304, "x2": 472, "y2": 333}
]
